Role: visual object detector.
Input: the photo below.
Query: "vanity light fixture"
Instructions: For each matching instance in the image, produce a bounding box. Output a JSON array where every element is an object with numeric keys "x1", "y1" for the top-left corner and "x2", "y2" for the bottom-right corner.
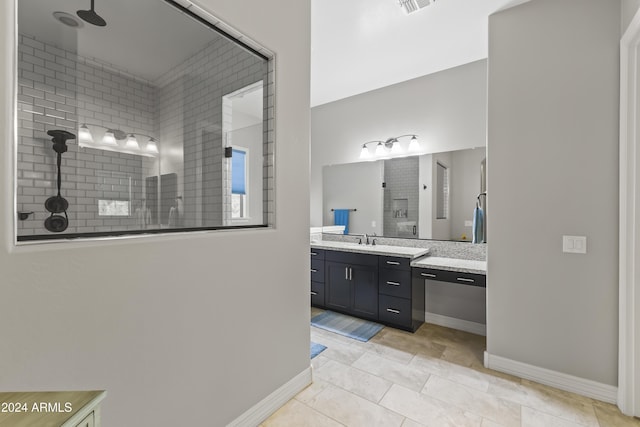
[
  {"x1": 101, "y1": 130, "x2": 117, "y2": 146},
  {"x1": 146, "y1": 138, "x2": 159, "y2": 154},
  {"x1": 125, "y1": 134, "x2": 140, "y2": 150},
  {"x1": 359, "y1": 134, "x2": 421, "y2": 159},
  {"x1": 78, "y1": 124, "x2": 93, "y2": 143},
  {"x1": 78, "y1": 123, "x2": 159, "y2": 156}
]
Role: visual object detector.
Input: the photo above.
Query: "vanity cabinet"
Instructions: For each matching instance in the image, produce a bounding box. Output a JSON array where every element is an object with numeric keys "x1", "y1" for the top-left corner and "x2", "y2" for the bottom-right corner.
[
  {"x1": 378, "y1": 256, "x2": 424, "y2": 332},
  {"x1": 310, "y1": 249, "x2": 325, "y2": 307},
  {"x1": 324, "y1": 251, "x2": 379, "y2": 321},
  {"x1": 413, "y1": 268, "x2": 486, "y2": 288}
]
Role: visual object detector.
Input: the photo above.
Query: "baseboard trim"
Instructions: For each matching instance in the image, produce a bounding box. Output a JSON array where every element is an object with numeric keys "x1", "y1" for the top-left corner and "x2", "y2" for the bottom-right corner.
[
  {"x1": 484, "y1": 352, "x2": 618, "y2": 404},
  {"x1": 425, "y1": 312, "x2": 486, "y2": 336},
  {"x1": 227, "y1": 366, "x2": 312, "y2": 427}
]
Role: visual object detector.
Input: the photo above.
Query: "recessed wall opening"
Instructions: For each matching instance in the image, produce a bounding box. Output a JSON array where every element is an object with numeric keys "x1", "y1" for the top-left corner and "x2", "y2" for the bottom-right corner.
[{"x1": 15, "y1": 0, "x2": 275, "y2": 242}]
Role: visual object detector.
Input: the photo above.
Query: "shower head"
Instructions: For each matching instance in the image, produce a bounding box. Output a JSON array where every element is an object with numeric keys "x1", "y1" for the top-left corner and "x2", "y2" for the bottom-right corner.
[{"x1": 77, "y1": 0, "x2": 106, "y2": 27}]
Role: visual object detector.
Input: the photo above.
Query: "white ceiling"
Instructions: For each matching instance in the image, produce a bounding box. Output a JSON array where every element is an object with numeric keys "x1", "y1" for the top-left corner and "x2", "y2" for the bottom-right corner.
[{"x1": 311, "y1": 0, "x2": 528, "y2": 107}]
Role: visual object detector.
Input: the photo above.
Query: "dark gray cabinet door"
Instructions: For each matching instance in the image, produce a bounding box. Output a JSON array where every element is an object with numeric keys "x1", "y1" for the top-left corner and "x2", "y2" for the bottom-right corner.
[
  {"x1": 325, "y1": 261, "x2": 351, "y2": 311},
  {"x1": 351, "y1": 264, "x2": 378, "y2": 320}
]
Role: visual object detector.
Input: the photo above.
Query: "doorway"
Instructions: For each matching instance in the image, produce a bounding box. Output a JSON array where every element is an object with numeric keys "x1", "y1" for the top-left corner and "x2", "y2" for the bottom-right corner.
[{"x1": 619, "y1": 8, "x2": 640, "y2": 417}]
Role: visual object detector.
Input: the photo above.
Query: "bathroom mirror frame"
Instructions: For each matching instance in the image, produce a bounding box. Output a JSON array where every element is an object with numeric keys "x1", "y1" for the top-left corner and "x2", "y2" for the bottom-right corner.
[{"x1": 12, "y1": 0, "x2": 277, "y2": 243}]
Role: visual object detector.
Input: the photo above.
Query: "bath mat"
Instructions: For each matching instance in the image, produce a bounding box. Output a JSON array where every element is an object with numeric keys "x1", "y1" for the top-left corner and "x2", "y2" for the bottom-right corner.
[
  {"x1": 310, "y1": 342, "x2": 327, "y2": 359},
  {"x1": 311, "y1": 311, "x2": 383, "y2": 342}
]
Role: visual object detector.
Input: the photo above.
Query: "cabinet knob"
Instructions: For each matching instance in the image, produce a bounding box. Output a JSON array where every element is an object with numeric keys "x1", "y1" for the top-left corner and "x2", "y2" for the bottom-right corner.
[
  {"x1": 386, "y1": 308, "x2": 401, "y2": 314},
  {"x1": 386, "y1": 281, "x2": 401, "y2": 286},
  {"x1": 421, "y1": 273, "x2": 437, "y2": 278},
  {"x1": 386, "y1": 261, "x2": 400, "y2": 265},
  {"x1": 311, "y1": 269, "x2": 318, "y2": 273},
  {"x1": 456, "y1": 277, "x2": 475, "y2": 283},
  {"x1": 311, "y1": 291, "x2": 318, "y2": 296}
]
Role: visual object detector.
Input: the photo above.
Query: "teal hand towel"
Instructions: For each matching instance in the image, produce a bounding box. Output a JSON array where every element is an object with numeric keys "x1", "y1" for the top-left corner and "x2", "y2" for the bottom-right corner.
[
  {"x1": 333, "y1": 209, "x2": 350, "y2": 234},
  {"x1": 472, "y1": 206, "x2": 484, "y2": 243}
]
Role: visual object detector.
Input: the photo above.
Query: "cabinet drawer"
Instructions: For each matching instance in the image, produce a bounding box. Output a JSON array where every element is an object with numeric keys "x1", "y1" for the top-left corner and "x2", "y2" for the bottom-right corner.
[
  {"x1": 379, "y1": 268, "x2": 411, "y2": 299},
  {"x1": 378, "y1": 255, "x2": 410, "y2": 270},
  {"x1": 378, "y1": 295, "x2": 412, "y2": 328},
  {"x1": 310, "y1": 248, "x2": 325, "y2": 260},
  {"x1": 325, "y1": 250, "x2": 378, "y2": 267},
  {"x1": 311, "y1": 259, "x2": 325, "y2": 282},
  {"x1": 413, "y1": 268, "x2": 486, "y2": 288},
  {"x1": 311, "y1": 281, "x2": 325, "y2": 307}
]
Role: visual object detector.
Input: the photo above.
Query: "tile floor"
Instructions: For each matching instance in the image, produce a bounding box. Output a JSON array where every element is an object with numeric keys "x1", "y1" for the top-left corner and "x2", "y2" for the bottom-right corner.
[{"x1": 261, "y1": 308, "x2": 639, "y2": 427}]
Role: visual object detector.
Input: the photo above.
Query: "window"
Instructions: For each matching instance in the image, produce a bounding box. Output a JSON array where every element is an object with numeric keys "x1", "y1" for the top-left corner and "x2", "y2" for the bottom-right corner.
[
  {"x1": 231, "y1": 148, "x2": 248, "y2": 219},
  {"x1": 15, "y1": 0, "x2": 274, "y2": 242}
]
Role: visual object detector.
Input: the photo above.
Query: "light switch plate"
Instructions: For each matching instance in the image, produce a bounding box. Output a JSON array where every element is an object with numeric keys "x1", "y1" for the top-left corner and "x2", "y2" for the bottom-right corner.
[{"x1": 563, "y1": 235, "x2": 587, "y2": 254}]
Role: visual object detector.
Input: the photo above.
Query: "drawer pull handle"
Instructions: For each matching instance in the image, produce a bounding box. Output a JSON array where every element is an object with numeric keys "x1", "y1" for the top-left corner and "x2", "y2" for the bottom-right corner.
[
  {"x1": 386, "y1": 308, "x2": 400, "y2": 314},
  {"x1": 311, "y1": 291, "x2": 318, "y2": 296},
  {"x1": 456, "y1": 277, "x2": 475, "y2": 283},
  {"x1": 310, "y1": 252, "x2": 318, "y2": 256},
  {"x1": 311, "y1": 269, "x2": 318, "y2": 273},
  {"x1": 386, "y1": 281, "x2": 401, "y2": 286},
  {"x1": 421, "y1": 273, "x2": 437, "y2": 278},
  {"x1": 386, "y1": 261, "x2": 400, "y2": 265}
]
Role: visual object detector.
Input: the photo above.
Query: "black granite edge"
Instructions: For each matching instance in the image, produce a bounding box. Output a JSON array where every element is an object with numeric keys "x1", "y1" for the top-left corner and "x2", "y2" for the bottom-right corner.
[{"x1": 17, "y1": 224, "x2": 269, "y2": 242}]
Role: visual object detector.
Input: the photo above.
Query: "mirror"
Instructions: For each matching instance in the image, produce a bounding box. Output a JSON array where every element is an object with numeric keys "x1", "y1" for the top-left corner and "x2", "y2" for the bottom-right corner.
[
  {"x1": 15, "y1": 0, "x2": 274, "y2": 241},
  {"x1": 322, "y1": 148, "x2": 486, "y2": 241}
]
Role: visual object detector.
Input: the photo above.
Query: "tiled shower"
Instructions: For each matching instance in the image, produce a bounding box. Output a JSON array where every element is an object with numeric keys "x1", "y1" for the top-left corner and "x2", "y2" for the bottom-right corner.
[{"x1": 15, "y1": 0, "x2": 273, "y2": 241}]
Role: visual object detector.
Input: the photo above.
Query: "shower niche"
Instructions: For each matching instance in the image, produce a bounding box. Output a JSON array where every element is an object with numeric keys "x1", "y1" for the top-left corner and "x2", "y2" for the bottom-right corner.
[{"x1": 15, "y1": 0, "x2": 275, "y2": 242}]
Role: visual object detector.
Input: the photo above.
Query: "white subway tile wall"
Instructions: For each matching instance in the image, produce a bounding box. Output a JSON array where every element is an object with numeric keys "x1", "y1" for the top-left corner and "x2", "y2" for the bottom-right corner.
[
  {"x1": 383, "y1": 157, "x2": 420, "y2": 238},
  {"x1": 16, "y1": 24, "x2": 273, "y2": 239}
]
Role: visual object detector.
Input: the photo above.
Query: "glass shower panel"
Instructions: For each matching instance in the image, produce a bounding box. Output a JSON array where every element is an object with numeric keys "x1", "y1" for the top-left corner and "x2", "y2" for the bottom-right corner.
[
  {"x1": 15, "y1": 0, "x2": 273, "y2": 242},
  {"x1": 16, "y1": 2, "x2": 80, "y2": 237}
]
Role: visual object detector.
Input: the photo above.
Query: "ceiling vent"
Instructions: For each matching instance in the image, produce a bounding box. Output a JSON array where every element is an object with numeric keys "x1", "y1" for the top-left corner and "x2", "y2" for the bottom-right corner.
[{"x1": 398, "y1": 0, "x2": 435, "y2": 14}]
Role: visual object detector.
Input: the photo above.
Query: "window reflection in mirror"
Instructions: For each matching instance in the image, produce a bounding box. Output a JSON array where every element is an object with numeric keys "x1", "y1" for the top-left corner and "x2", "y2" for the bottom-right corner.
[
  {"x1": 436, "y1": 162, "x2": 449, "y2": 220},
  {"x1": 15, "y1": 0, "x2": 274, "y2": 242}
]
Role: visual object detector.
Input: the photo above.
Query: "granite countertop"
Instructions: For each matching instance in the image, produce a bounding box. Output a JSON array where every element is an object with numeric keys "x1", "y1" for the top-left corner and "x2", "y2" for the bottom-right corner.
[
  {"x1": 411, "y1": 256, "x2": 487, "y2": 274},
  {"x1": 311, "y1": 240, "x2": 430, "y2": 259}
]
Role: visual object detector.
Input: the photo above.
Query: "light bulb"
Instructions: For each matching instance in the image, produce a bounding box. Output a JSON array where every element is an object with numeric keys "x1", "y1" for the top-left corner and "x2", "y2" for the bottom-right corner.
[
  {"x1": 102, "y1": 130, "x2": 117, "y2": 146},
  {"x1": 125, "y1": 134, "x2": 139, "y2": 150},
  {"x1": 375, "y1": 142, "x2": 385, "y2": 156},
  {"x1": 408, "y1": 135, "x2": 420, "y2": 152},
  {"x1": 360, "y1": 144, "x2": 370, "y2": 159},
  {"x1": 391, "y1": 139, "x2": 403, "y2": 155},
  {"x1": 146, "y1": 138, "x2": 159, "y2": 154},
  {"x1": 78, "y1": 124, "x2": 93, "y2": 143}
]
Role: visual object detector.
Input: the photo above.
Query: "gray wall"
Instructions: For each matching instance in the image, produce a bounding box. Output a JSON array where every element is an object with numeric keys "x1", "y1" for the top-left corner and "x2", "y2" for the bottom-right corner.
[
  {"x1": 0, "y1": 1, "x2": 311, "y2": 426},
  {"x1": 623, "y1": 0, "x2": 640, "y2": 31},
  {"x1": 487, "y1": 0, "x2": 620, "y2": 386},
  {"x1": 322, "y1": 161, "x2": 383, "y2": 235},
  {"x1": 311, "y1": 59, "x2": 487, "y2": 227}
]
